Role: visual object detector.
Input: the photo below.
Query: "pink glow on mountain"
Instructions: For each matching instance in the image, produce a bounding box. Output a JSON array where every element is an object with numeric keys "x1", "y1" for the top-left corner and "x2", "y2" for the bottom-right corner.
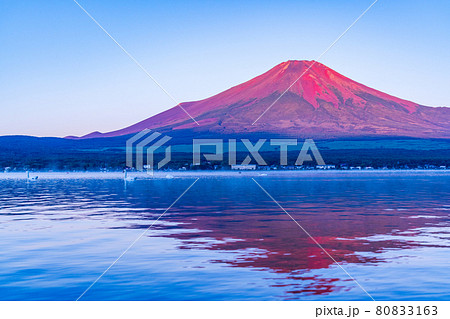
[{"x1": 73, "y1": 60, "x2": 448, "y2": 139}]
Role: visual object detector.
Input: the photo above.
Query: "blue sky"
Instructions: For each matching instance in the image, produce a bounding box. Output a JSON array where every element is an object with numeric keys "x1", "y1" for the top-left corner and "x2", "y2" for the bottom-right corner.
[{"x1": 1, "y1": 0, "x2": 449, "y2": 137}]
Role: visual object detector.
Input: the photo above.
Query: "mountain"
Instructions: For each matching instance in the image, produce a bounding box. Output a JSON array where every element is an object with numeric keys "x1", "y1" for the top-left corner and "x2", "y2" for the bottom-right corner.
[{"x1": 76, "y1": 60, "x2": 450, "y2": 139}]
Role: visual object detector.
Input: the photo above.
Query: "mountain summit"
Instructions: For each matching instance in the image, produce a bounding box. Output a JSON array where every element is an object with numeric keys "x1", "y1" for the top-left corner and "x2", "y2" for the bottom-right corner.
[{"x1": 80, "y1": 60, "x2": 450, "y2": 139}]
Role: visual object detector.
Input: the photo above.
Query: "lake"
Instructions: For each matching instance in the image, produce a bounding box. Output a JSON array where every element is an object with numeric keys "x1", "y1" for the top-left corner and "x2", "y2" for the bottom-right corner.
[{"x1": 0, "y1": 171, "x2": 449, "y2": 300}]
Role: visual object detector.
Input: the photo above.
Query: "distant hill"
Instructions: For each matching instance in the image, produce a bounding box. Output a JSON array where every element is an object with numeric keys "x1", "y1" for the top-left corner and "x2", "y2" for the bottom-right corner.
[{"x1": 1, "y1": 135, "x2": 449, "y2": 171}]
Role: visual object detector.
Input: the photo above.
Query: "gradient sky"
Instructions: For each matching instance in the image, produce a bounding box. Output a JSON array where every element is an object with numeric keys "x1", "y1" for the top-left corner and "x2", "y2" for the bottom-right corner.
[{"x1": 1, "y1": 0, "x2": 449, "y2": 137}]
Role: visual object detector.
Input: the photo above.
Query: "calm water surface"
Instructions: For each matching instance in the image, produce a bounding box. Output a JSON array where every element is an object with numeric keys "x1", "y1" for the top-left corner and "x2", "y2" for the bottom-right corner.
[{"x1": 0, "y1": 171, "x2": 449, "y2": 300}]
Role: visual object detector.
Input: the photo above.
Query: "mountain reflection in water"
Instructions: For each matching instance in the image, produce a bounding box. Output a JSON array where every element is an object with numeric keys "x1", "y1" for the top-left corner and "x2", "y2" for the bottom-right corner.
[{"x1": 0, "y1": 172, "x2": 449, "y2": 300}]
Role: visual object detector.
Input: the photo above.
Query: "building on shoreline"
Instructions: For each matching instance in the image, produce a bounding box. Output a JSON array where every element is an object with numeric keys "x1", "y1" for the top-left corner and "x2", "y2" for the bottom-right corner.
[{"x1": 231, "y1": 165, "x2": 256, "y2": 170}]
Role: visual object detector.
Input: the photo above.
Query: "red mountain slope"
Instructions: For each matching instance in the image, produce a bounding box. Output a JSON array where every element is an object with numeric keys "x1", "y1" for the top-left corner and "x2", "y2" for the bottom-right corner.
[{"x1": 79, "y1": 60, "x2": 450, "y2": 139}]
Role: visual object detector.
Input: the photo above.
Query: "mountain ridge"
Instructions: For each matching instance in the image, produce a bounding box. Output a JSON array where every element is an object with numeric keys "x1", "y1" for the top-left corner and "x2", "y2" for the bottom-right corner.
[{"x1": 72, "y1": 60, "x2": 450, "y2": 139}]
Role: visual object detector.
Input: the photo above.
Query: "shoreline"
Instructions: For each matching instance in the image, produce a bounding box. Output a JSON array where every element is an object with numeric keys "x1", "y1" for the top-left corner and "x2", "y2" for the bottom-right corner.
[{"x1": 2, "y1": 169, "x2": 450, "y2": 180}]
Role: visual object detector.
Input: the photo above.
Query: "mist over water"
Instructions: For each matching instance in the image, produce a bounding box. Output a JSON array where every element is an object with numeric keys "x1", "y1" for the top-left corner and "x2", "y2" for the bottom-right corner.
[{"x1": 0, "y1": 171, "x2": 449, "y2": 300}]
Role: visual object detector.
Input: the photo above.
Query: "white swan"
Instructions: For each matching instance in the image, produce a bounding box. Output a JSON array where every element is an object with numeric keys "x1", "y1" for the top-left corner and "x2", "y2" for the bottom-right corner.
[
  {"x1": 124, "y1": 170, "x2": 137, "y2": 181},
  {"x1": 26, "y1": 171, "x2": 38, "y2": 181}
]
